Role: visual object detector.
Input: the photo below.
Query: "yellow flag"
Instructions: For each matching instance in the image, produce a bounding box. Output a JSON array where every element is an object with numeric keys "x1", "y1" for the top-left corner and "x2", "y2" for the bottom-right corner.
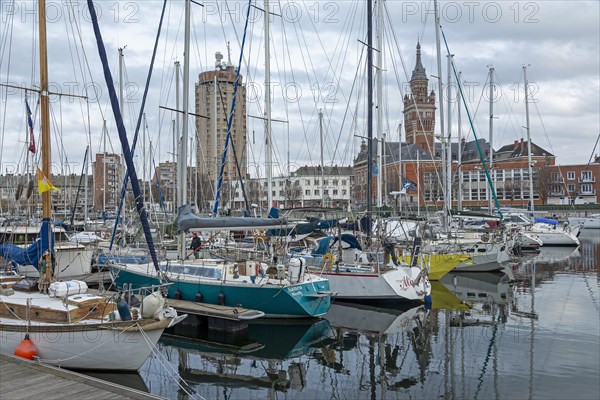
[{"x1": 37, "y1": 167, "x2": 59, "y2": 193}]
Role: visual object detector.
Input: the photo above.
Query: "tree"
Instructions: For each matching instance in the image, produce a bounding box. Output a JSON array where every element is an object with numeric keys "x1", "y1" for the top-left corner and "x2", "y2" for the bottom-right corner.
[
  {"x1": 504, "y1": 178, "x2": 520, "y2": 206},
  {"x1": 534, "y1": 164, "x2": 554, "y2": 205},
  {"x1": 283, "y1": 179, "x2": 302, "y2": 208},
  {"x1": 246, "y1": 180, "x2": 262, "y2": 209}
]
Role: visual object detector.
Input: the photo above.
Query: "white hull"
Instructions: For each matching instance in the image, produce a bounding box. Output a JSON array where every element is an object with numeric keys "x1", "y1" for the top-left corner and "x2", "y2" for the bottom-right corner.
[
  {"x1": 568, "y1": 216, "x2": 600, "y2": 230},
  {"x1": 320, "y1": 266, "x2": 430, "y2": 301},
  {"x1": 0, "y1": 320, "x2": 167, "y2": 370},
  {"x1": 425, "y1": 241, "x2": 509, "y2": 272},
  {"x1": 18, "y1": 245, "x2": 95, "y2": 280},
  {"x1": 533, "y1": 230, "x2": 580, "y2": 246},
  {"x1": 0, "y1": 281, "x2": 184, "y2": 371}
]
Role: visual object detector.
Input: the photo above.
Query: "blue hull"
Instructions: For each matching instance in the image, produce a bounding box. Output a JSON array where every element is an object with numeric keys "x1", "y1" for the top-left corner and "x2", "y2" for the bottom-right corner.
[{"x1": 110, "y1": 267, "x2": 332, "y2": 318}]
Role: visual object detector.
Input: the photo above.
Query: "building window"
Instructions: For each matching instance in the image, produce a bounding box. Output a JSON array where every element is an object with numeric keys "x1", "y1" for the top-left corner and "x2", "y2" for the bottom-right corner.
[
  {"x1": 568, "y1": 184, "x2": 575, "y2": 192},
  {"x1": 314, "y1": 180, "x2": 320, "y2": 185},
  {"x1": 305, "y1": 190, "x2": 310, "y2": 195},
  {"x1": 333, "y1": 189, "x2": 338, "y2": 195},
  {"x1": 552, "y1": 172, "x2": 562, "y2": 183},
  {"x1": 305, "y1": 179, "x2": 310, "y2": 186},
  {"x1": 333, "y1": 180, "x2": 338, "y2": 185},
  {"x1": 314, "y1": 190, "x2": 319, "y2": 195},
  {"x1": 324, "y1": 180, "x2": 329, "y2": 185},
  {"x1": 342, "y1": 189, "x2": 347, "y2": 195},
  {"x1": 342, "y1": 180, "x2": 347, "y2": 185},
  {"x1": 324, "y1": 190, "x2": 329, "y2": 195},
  {"x1": 580, "y1": 184, "x2": 593, "y2": 194},
  {"x1": 581, "y1": 170, "x2": 593, "y2": 181},
  {"x1": 567, "y1": 171, "x2": 575, "y2": 180}
]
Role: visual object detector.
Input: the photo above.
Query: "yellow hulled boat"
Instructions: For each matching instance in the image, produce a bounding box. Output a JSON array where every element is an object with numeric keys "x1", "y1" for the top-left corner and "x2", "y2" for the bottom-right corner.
[{"x1": 401, "y1": 253, "x2": 471, "y2": 280}]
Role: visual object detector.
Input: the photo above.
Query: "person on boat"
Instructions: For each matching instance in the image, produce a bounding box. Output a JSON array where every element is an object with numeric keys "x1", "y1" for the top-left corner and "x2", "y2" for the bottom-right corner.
[{"x1": 190, "y1": 232, "x2": 202, "y2": 259}]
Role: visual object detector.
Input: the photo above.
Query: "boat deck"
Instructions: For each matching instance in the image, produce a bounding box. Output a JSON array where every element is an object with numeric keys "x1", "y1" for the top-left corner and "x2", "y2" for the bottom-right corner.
[{"x1": 0, "y1": 353, "x2": 163, "y2": 400}]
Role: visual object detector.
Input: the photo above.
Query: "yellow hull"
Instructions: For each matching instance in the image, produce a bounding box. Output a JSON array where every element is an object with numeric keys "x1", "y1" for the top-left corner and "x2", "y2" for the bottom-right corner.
[{"x1": 401, "y1": 253, "x2": 471, "y2": 280}]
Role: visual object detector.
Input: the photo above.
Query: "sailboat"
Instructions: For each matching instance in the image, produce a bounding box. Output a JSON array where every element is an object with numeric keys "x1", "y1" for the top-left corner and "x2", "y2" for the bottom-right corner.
[
  {"x1": 109, "y1": 206, "x2": 333, "y2": 318},
  {"x1": 0, "y1": 0, "x2": 185, "y2": 371},
  {"x1": 107, "y1": 0, "x2": 333, "y2": 318}
]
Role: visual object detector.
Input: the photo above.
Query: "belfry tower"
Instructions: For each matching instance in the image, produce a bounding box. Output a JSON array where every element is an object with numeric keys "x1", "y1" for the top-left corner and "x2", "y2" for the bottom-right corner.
[{"x1": 403, "y1": 42, "x2": 436, "y2": 152}]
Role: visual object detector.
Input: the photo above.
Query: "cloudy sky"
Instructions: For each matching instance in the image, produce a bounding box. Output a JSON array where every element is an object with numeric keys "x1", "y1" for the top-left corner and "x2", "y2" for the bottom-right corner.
[{"x1": 1, "y1": 0, "x2": 598, "y2": 180}]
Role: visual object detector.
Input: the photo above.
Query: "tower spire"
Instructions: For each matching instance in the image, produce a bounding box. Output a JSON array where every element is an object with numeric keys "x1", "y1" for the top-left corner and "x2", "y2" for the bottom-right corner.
[{"x1": 412, "y1": 42, "x2": 427, "y2": 80}]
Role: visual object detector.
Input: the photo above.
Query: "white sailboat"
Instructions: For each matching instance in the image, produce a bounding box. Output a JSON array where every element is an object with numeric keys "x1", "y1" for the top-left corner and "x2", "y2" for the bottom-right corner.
[
  {"x1": 0, "y1": 0, "x2": 185, "y2": 371},
  {"x1": 568, "y1": 214, "x2": 600, "y2": 230}
]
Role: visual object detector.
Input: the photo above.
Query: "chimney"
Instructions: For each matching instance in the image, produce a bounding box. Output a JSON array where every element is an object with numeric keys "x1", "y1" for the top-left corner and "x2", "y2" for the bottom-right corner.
[{"x1": 520, "y1": 138, "x2": 525, "y2": 153}]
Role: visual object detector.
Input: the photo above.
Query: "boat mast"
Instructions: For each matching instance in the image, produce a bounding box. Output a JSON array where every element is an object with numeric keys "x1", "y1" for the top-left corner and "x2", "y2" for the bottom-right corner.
[
  {"x1": 397, "y1": 123, "x2": 402, "y2": 213},
  {"x1": 366, "y1": 0, "x2": 373, "y2": 237},
  {"x1": 446, "y1": 54, "x2": 453, "y2": 215},
  {"x1": 174, "y1": 60, "x2": 180, "y2": 212},
  {"x1": 319, "y1": 109, "x2": 325, "y2": 206},
  {"x1": 142, "y1": 113, "x2": 147, "y2": 202},
  {"x1": 417, "y1": 149, "x2": 421, "y2": 215},
  {"x1": 37, "y1": 0, "x2": 54, "y2": 290},
  {"x1": 102, "y1": 120, "x2": 107, "y2": 211},
  {"x1": 375, "y1": 0, "x2": 383, "y2": 208},
  {"x1": 488, "y1": 66, "x2": 495, "y2": 212},
  {"x1": 457, "y1": 71, "x2": 463, "y2": 210},
  {"x1": 39, "y1": 0, "x2": 50, "y2": 219},
  {"x1": 118, "y1": 47, "x2": 126, "y2": 212},
  {"x1": 213, "y1": 76, "x2": 218, "y2": 212},
  {"x1": 264, "y1": 0, "x2": 273, "y2": 211},
  {"x1": 433, "y1": 0, "x2": 446, "y2": 226},
  {"x1": 523, "y1": 65, "x2": 534, "y2": 211},
  {"x1": 178, "y1": 0, "x2": 191, "y2": 260}
]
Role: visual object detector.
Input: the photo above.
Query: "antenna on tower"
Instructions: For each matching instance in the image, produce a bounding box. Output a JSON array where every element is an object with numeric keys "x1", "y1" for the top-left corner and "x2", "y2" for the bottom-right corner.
[
  {"x1": 215, "y1": 51, "x2": 223, "y2": 70},
  {"x1": 227, "y1": 41, "x2": 232, "y2": 66}
]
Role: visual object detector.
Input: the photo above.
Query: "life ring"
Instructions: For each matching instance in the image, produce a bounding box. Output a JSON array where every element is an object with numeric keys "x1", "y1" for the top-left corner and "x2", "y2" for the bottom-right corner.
[{"x1": 321, "y1": 253, "x2": 335, "y2": 269}]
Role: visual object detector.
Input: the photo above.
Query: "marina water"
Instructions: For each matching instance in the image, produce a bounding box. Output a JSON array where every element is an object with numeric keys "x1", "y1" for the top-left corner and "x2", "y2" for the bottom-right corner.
[{"x1": 90, "y1": 230, "x2": 599, "y2": 400}]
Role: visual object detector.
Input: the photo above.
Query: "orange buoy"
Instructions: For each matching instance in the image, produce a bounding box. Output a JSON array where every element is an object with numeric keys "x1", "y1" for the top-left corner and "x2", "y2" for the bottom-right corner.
[{"x1": 14, "y1": 333, "x2": 37, "y2": 360}]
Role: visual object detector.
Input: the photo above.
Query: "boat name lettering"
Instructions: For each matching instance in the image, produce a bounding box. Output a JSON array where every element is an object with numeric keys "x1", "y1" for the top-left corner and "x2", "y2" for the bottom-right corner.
[{"x1": 399, "y1": 276, "x2": 415, "y2": 289}]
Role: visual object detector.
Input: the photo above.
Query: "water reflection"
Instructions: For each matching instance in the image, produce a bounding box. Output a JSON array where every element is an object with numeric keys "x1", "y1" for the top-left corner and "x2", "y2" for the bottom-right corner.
[{"x1": 104, "y1": 232, "x2": 598, "y2": 400}]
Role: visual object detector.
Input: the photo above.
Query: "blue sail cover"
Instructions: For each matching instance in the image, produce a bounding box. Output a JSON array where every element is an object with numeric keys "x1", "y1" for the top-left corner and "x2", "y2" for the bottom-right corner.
[
  {"x1": 0, "y1": 220, "x2": 54, "y2": 269},
  {"x1": 310, "y1": 234, "x2": 362, "y2": 256},
  {"x1": 311, "y1": 236, "x2": 333, "y2": 255},
  {"x1": 534, "y1": 218, "x2": 558, "y2": 226}
]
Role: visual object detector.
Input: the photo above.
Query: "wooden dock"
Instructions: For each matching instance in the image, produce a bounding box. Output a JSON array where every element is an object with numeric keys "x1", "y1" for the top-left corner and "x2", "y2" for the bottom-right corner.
[
  {"x1": 168, "y1": 299, "x2": 265, "y2": 333},
  {"x1": 0, "y1": 353, "x2": 164, "y2": 400},
  {"x1": 87, "y1": 289, "x2": 264, "y2": 332},
  {"x1": 168, "y1": 298, "x2": 264, "y2": 321}
]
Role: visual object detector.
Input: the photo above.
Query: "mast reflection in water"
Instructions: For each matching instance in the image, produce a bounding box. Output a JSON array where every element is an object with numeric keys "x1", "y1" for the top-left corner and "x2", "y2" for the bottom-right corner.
[{"x1": 99, "y1": 231, "x2": 598, "y2": 400}]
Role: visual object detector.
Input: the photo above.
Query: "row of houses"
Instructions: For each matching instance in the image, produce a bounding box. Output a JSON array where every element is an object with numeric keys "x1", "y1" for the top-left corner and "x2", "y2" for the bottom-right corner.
[{"x1": 1, "y1": 144, "x2": 597, "y2": 217}]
